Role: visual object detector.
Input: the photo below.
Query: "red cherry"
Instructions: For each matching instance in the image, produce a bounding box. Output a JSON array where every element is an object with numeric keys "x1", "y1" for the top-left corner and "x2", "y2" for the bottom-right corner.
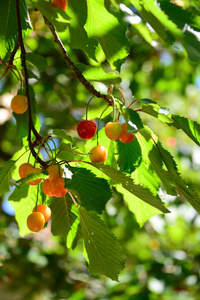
[
  {"x1": 89, "y1": 145, "x2": 107, "y2": 163},
  {"x1": 51, "y1": 0, "x2": 68, "y2": 10},
  {"x1": 105, "y1": 122, "x2": 123, "y2": 141},
  {"x1": 77, "y1": 120, "x2": 97, "y2": 140},
  {"x1": 119, "y1": 123, "x2": 135, "y2": 144}
]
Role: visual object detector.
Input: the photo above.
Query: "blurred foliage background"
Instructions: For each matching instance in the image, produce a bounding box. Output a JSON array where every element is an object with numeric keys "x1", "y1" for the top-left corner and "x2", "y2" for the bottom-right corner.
[{"x1": 1, "y1": 1, "x2": 200, "y2": 299}]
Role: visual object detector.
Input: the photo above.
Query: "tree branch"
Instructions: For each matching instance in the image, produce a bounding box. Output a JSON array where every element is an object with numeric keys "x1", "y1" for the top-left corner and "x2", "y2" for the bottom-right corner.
[
  {"x1": 15, "y1": 0, "x2": 46, "y2": 167},
  {"x1": 43, "y1": 16, "x2": 113, "y2": 106}
]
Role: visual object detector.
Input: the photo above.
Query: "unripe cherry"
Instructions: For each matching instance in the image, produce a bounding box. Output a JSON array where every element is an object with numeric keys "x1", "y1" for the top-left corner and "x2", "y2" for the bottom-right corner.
[
  {"x1": 33, "y1": 204, "x2": 51, "y2": 223},
  {"x1": 19, "y1": 163, "x2": 33, "y2": 179},
  {"x1": 27, "y1": 212, "x2": 45, "y2": 232},
  {"x1": 11, "y1": 95, "x2": 28, "y2": 114},
  {"x1": 89, "y1": 145, "x2": 108, "y2": 163},
  {"x1": 42, "y1": 179, "x2": 54, "y2": 196},
  {"x1": 51, "y1": 177, "x2": 68, "y2": 198},
  {"x1": 105, "y1": 122, "x2": 123, "y2": 141}
]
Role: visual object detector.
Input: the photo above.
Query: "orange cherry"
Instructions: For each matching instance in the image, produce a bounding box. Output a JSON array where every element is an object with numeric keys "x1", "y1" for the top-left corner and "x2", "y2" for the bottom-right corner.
[
  {"x1": 27, "y1": 212, "x2": 45, "y2": 232},
  {"x1": 33, "y1": 204, "x2": 51, "y2": 223},
  {"x1": 51, "y1": 177, "x2": 67, "y2": 198},
  {"x1": 105, "y1": 122, "x2": 123, "y2": 141},
  {"x1": 11, "y1": 95, "x2": 28, "y2": 114},
  {"x1": 89, "y1": 145, "x2": 107, "y2": 163},
  {"x1": 119, "y1": 123, "x2": 135, "y2": 144}
]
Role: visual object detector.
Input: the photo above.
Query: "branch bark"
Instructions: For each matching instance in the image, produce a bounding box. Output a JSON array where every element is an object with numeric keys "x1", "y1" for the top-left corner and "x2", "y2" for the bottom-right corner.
[{"x1": 43, "y1": 16, "x2": 113, "y2": 106}]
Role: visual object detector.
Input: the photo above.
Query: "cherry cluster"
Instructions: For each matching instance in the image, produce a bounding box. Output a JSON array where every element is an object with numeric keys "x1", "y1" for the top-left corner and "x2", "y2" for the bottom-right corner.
[
  {"x1": 77, "y1": 120, "x2": 135, "y2": 163},
  {"x1": 19, "y1": 162, "x2": 67, "y2": 232}
]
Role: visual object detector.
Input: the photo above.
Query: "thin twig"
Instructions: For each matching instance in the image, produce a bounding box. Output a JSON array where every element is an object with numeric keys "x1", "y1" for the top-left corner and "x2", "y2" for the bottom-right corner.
[{"x1": 43, "y1": 16, "x2": 113, "y2": 106}]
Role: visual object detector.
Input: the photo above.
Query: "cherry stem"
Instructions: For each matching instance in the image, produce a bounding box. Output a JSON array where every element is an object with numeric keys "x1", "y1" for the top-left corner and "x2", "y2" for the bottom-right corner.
[
  {"x1": 35, "y1": 184, "x2": 40, "y2": 212},
  {"x1": 110, "y1": 95, "x2": 116, "y2": 122},
  {"x1": 43, "y1": 16, "x2": 113, "y2": 106},
  {"x1": 85, "y1": 95, "x2": 94, "y2": 121},
  {"x1": 97, "y1": 104, "x2": 110, "y2": 145},
  {"x1": 68, "y1": 191, "x2": 78, "y2": 207},
  {"x1": 117, "y1": 86, "x2": 126, "y2": 105},
  {"x1": 128, "y1": 99, "x2": 137, "y2": 108}
]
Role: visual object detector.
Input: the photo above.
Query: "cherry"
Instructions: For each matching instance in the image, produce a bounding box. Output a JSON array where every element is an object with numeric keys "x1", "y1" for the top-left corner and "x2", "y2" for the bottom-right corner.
[
  {"x1": 47, "y1": 164, "x2": 63, "y2": 181},
  {"x1": 77, "y1": 120, "x2": 97, "y2": 140},
  {"x1": 33, "y1": 204, "x2": 51, "y2": 223},
  {"x1": 42, "y1": 179, "x2": 54, "y2": 196},
  {"x1": 105, "y1": 122, "x2": 123, "y2": 141},
  {"x1": 25, "y1": 167, "x2": 42, "y2": 186},
  {"x1": 89, "y1": 145, "x2": 107, "y2": 163},
  {"x1": 11, "y1": 95, "x2": 28, "y2": 114},
  {"x1": 119, "y1": 123, "x2": 135, "y2": 144},
  {"x1": 27, "y1": 212, "x2": 45, "y2": 232},
  {"x1": 19, "y1": 163, "x2": 33, "y2": 179},
  {"x1": 51, "y1": 0, "x2": 68, "y2": 10},
  {"x1": 51, "y1": 177, "x2": 67, "y2": 198}
]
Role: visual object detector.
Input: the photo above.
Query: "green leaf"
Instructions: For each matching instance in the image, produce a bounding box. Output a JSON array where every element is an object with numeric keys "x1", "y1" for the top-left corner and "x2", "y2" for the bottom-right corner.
[
  {"x1": 66, "y1": 0, "x2": 98, "y2": 60},
  {"x1": 141, "y1": 100, "x2": 200, "y2": 146},
  {"x1": 0, "y1": 160, "x2": 16, "y2": 197},
  {"x1": 53, "y1": 129, "x2": 73, "y2": 144},
  {"x1": 88, "y1": 163, "x2": 169, "y2": 213},
  {"x1": 30, "y1": 0, "x2": 70, "y2": 32},
  {"x1": 122, "y1": 108, "x2": 144, "y2": 133},
  {"x1": 138, "y1": 128, "x2": 176, "y2": 195},
  {"x1": 8, "y1": 184, "x2": 29, "y2": 202},
  {"x1": 84, "y1": 0, "x2": 130, "y2": 70},
  {"x1": 0, "y1": 0, "x2": 32, "y2": 59},
  {"x1": 159, "y1": 146, "x2": 200, "y2": 215},
  {"x1": 26, "y1": 53, "x2": 47, "y2": 72},
  {"x1": 76, "y1": 63, "x2": 121, "y2": 85},
  {"x1": 65, "y1": 167, "x2": 112, "y2": 214},
  {"x1": 9, "y1": 185, "x2": 38, "y2": 236},
  {"x1": 117, "y1": 137, "x2": 142, "y2": 174},
  {"x1": 50, "y1": 194, "x2": 81, "y2": 248},
  {"x1": 58, "y1": 143, "x2": 87, "y2": 161},
  {"x1": 78, "y1": 206, "x2": 126, "y2": 281},
  {"x1": 116, "y1": 185, "x2": 162, "y2": 227}
]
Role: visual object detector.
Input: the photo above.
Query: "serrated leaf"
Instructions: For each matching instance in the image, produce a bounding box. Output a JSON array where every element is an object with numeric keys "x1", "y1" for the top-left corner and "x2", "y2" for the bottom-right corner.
[
  {"x1": 122, "y1": 107, "x2": 144, "y2": 133},
  {"x1": 66, "y1": 0, "x2": 98, "y2": 60},
  {"x1": 58, "y1": 143, "x2": 87, "y2": 161},
  {"x1": 89, "y1": 163, "x2": 169, "y2": 213},
  {"x1": 53, "y1": 129, "x2": 73, "y2": 144},
  {"x1": 85, "y1": 0, "x2": 130, "y2": 70},
  {"x1": 117, "y1": 136, "x2": 142, "y2": 174},
  {"x1": 141, "y1": 100, "x2": 200, "y2": 146},
  {"x1": 138, "y1": 128, "x2": 176, "y2": 195},
  {"x1": 0, "y1": 0, "x2": 32, "y2": 59},
  {"x1": 30, "y1": 0, "x2": 70, "y2": 32},
  {"x1": 26, "y1": 53, "x2": 47, "y2": 72},
  {"x1": 16, "y1": 172, "x2": 46, "y2": 186},
  {"x1": 50, "y1": 194, "x2": 81, "y2": 247},
  {"x1": 65, "y1": 167, "x2": 112, "y2": 214},
  {"x1": 76, "y1": 63, "x2": 121, "y2": 85},
  {"x1": 159, "y1": 146, "x2": 200, "y2": 215},
  {"x1": 116, "y1": 185, "x2": 162, "y2": 227},
  {"x1": 9, "y1": 185, "x2": 38, "y2": 236},
  {"x1": 78, "y1": 206, "x2": 126, "y2": 281}
]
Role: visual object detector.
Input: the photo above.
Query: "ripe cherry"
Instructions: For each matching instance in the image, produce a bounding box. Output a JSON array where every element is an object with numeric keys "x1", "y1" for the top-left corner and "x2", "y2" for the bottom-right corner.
[
  {"x1": 119, "y1": 123, "x2": 135, "y2": 144},
  {"x1": 77, "y1": 120, "x2": 97, "y2": 140},
  {"x1": 33, "y1": 204, "x2": 51, "y2": 223},
  {"x1": 47, "y1": 164, "x2": 63, "y2": 181},
  {"x1": 105, "y1": 122, "x2": 123, "y2": 141},
  {"x1": 51, "y1": 0, "x2": 68, "y2": 10},
  {"x1": 19, "y1": 163, "x2": 33, "y2": 179},
  {"x1": 27, "y1": 212, "x2": 45, "y2": 232},
  {"x1": 26, "y1": 167, "x2": 42, "y2": 186},
  {"x1": 51, "y1": 177, "x2": 67, "y2": 198},
  {"x1": 89, "y1": 145, "x2": 107, "y2": 163},
  {"x1": 42, "y1": 179, "x2": 54, "y2": 196},
  {"x1": 11, "y1": 95, "x2": 28, "y2": 114}
]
